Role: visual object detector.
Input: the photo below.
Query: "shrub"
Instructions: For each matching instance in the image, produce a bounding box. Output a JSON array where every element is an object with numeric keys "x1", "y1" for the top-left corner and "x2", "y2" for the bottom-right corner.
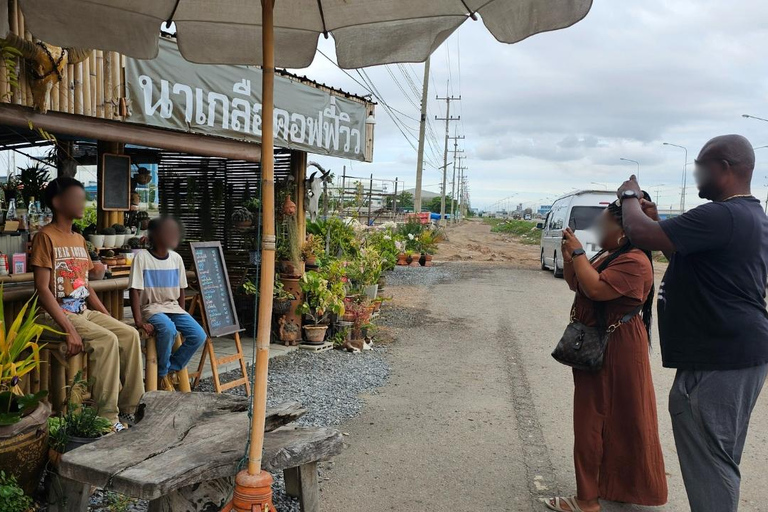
[{"x1": 0, "y1": 471, "x2": 32, "y2": 512}]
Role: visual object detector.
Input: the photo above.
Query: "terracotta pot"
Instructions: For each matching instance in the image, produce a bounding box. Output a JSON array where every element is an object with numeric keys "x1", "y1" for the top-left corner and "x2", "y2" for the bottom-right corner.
[
  {"x1": 273, "y1": 298, "x2": 293, "y2": 316},
  {"x1": 372, "y1": 301, "x2": 382, "y2": 313},
  {"x1": 235, "y1": 220, "x2": 253, "y2": 229},
  {"x1": 303, "y1": 325, "x2": 328, "y2": 344},
  {"x1": 305, "y1": 256, "x2": 317, "y2": 266},
  {"x1": 89, "y1": 261, "x2": 106, "y2": 280},
  {"x1": 396, "y1": 253, "x2": 408, "y2": 266},
  {"x1": 282, "y1": 196, "x2": 297, "y2": 216},
  {"x1": 425, "y1": 254, "x2": 434, "y2": 267},
  {"x1": 0, "y1": 402, "x2": 51, "y2": 494},
  {"x1": 279, "y1": 260, "x2": 303, "y2": 278},
  {"x1": 278, "y1": 276, "x2": 303, "y2": 345},
  {"x1": 341, "y1": 312, "x2": 356, "y2": 323},
  {"x1": 408, "y1": 257, "x2": 420, "y2": 267}
]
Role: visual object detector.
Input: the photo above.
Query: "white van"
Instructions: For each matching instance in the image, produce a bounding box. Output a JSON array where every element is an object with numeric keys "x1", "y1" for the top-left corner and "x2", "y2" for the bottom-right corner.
[{"x1": 540, "y1": 190, "x2": 616, "y2": 278}]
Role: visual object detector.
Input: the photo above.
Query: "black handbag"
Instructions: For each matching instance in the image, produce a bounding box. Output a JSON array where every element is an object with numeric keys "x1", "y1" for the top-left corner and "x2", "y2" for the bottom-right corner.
[{"x1": 551, "y1": 300, "x2": 642, "y2": 372}]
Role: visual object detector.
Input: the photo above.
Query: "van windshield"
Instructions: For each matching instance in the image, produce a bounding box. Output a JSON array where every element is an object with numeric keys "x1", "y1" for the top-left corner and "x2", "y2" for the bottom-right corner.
[{"x1": 568, "y1": 206, "x2": 604, "y2": 230}]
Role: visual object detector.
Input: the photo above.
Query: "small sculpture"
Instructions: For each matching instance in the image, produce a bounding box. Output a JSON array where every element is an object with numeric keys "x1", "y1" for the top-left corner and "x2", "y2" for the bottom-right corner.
[{"x1": 3, "y1": 33, "x2": 91, "y2": 113}]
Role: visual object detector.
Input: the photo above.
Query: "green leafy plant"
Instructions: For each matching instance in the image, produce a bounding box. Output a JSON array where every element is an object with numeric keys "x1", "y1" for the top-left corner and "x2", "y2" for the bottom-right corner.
[
  {"x1": 48, "y1": 372, "x2": 113, "y2": 454},
  {"x1": 100, "y1": 227, "x2": 116, "y2": 236},
  {"x1": 231, "y1": 207, "x2": 253, "y2": 225},
  {"x1": 297, "y1": 272, "x2": 345, "y2": 325},
  {"x1": 0, "y1": 290, "x2": 60, "y2": 425},
  {"x1": 0, "y1": 470, "x2": 32, "y2": 512},
  {"x1": 273, "y1": 278, "x2": 295, "y2": 301},
  {"x1": 301, "y1": 234, "x2": 323, "y2": 261},
  {"x1": 73, "y1": 206, "x2": 97, "y2": 233},
  {"x1": 306, "y1": 218, "x2": 357, "y2": 259},
  {"x1": 330, "y1": 329, "x2": 349, "y2": 347},
  {"x1": 0, "y1": 42, "x2": 22, "y2": 101},
  {"x1": 240, "y1": 279, "x2": 258, "y2": 296},
  {"x1": 18, "y1": 164, "x2": 50, "y2": 205},
  {"x1": 243, "y1": 197, "x2": 261, "y2": 213}
]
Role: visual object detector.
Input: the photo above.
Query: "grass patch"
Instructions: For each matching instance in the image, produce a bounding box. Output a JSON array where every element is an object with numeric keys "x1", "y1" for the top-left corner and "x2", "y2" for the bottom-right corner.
[{"x1": 485, "y1": 218, "x2": 541, "y2": 245}]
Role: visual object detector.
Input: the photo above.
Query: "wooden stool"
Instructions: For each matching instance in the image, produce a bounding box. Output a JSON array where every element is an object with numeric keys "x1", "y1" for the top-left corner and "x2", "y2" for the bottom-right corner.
[
  {"x1": 143, "y1": 333, "x2": 192, "y2": 392},
  {"x1": 39, "y1": 338, "x2": 89, "y2": 414}
]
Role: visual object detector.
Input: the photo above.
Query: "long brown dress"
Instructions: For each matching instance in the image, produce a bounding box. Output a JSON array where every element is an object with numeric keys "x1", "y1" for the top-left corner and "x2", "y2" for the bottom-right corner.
[{"x1": 567, "y1": 249, "x2": 667, "y2": 505}]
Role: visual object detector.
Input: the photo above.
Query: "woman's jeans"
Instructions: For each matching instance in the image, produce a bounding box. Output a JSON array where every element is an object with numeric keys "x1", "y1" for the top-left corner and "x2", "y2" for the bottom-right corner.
[{"x1": 147, "y1": 312, "x2": 207, "y2": 377}]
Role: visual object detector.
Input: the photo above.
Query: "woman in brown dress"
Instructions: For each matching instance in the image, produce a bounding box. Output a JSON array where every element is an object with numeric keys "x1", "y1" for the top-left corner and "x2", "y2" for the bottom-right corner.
[{"x1": 546, "y1": 199, "x2": 668, "y2": 512}]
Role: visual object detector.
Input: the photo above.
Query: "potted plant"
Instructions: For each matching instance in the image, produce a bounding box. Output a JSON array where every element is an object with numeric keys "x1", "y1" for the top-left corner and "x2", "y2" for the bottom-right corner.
[
  {"x1": 296, "y1": 271, "x2": 345, "y2": 344},
  {"x1": 358, "y1": 248, "x2": 383, "y2": 300},
  {"x1": 100, "y1": 227, "x2": 116, "y2": 248},
  {"x1": 136, "y1": 211, "x2": 150, "y2": 231},
  {"x1": 0, "y1": 292, "x2": 60, "y2": 495},
  {"x1": 88, "y1": 229, "x2": 105, "y2": 250},
  {"x1": 89, "y1": 251, "x2": 106, "y2": 280},
  {"x1": 272, "y1": 277, "x2": 296, "y2": 316},
  {"x1": 111, "y1": 223, "x2": 128, "y2": 247},
  {"x1": 344, "y1": 299, "x2": 372, "y2": 341},
  {"x1": 101, "y1": 249, "x2": 117, "y2": 266},
  {"x1": 244, "y1": 197, "x2": 261, "y2": 215},
  {"x1": 277, "y1": 217, "x2": 303, "y2": 277},
  {"x1": 127, "y1": 236, "x2": 143, "y2": 254},
  {"x1": 232, "y1": 207, "x2": 253, "y2": 229},
  {"x1": 47, "y1": 373, "x2": 112, "y2": 461},
  {"x1": 301, "y1": 234, "x2": 323, "y2": 267},
  {"x1": 0, "y1": 471, "x2": 32, "y2": 512}
]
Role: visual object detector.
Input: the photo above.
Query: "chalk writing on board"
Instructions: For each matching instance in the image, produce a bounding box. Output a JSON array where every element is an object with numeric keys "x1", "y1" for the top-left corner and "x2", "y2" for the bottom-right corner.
[{"x1": 191, "y1": 243, "x2": 240, "y2": 337}]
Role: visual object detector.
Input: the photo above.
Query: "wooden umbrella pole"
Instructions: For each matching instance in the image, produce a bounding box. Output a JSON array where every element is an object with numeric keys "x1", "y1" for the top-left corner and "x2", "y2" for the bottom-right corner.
[{"x1": 228, "y1": 1, "x2": 277, "y2": 511}]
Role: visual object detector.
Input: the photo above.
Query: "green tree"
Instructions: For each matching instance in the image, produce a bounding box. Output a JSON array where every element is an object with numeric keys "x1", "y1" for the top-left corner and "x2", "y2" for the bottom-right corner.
[
  {"x1": 426, "y1": 195, "x2": 452, "y2": 214},
  {"x1": 386, "y1": 191, "x2": 413, "y2": 210}
]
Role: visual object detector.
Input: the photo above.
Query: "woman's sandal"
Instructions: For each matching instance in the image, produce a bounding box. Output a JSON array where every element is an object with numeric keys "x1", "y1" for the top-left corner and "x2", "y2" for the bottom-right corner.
[{"x1": 543, "y1": 496, "x2": 598, "y2": 512}]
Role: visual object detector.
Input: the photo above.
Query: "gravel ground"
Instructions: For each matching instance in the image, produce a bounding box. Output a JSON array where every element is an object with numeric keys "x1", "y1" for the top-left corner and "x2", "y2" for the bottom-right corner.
[{"x1": 384, "y1": 263, "x2": 484, "y2": 288}]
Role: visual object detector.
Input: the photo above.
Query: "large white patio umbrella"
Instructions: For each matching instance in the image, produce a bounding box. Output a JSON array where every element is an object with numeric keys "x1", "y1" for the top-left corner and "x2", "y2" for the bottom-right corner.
[{"x1": 18, "y1": 1, "x2": 592, "y2": 509}]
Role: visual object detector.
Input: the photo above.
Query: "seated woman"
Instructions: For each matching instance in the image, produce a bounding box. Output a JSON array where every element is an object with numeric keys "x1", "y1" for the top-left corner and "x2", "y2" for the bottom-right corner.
[
  {"x1": 546, "y1": 197, "x2": 667, "y2": 512},
  {"x1": 129, "y1": 217, "x2": 206, "y2": 391}
]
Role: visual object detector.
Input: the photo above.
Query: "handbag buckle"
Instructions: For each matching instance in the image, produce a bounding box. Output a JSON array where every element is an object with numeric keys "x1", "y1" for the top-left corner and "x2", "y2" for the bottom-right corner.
[{"x1": 574, "y1": 331, "x2": 585, "y2": 349}]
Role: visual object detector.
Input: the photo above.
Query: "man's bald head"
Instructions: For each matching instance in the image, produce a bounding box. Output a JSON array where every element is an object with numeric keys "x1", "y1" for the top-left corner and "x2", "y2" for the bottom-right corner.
[
  {"x1": 699, "y1": 134, "x2": 755, "y2": 179},
  {"x1": 694, "y1": 135, "x2": 755, "y2": 200}
]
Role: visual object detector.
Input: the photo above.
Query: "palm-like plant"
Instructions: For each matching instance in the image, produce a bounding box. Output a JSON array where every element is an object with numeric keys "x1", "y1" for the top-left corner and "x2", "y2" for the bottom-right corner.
[{"x1": 0, "y1": 288, "x2": 62, "y2": 425}]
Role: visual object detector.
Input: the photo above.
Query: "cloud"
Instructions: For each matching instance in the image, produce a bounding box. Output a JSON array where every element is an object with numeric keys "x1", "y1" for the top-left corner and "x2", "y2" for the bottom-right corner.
[{"x1": 295, "y1": 0, "x2": 768, "y2": 209}]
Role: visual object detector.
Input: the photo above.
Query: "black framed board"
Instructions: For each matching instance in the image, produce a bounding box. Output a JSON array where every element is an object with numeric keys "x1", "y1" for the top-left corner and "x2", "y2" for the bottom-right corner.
[
  {"x1": 100, "y1": 153, "x2": 132, "y2": 211},
  {"x1": 190, "y1": 241, "x2": 241, "y2": 337}
]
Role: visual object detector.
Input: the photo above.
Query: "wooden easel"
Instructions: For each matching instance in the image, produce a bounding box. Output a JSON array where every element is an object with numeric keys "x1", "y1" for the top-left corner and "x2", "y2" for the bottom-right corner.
[{"x1": 187, "y1": 291, "x2": 251, "y2": 396}]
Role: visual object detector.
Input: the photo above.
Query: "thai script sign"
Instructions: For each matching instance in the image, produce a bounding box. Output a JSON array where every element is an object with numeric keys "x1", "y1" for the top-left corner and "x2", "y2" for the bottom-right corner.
[{"x1": 125, "y1": 39, "x2": 371, "y2": 161}]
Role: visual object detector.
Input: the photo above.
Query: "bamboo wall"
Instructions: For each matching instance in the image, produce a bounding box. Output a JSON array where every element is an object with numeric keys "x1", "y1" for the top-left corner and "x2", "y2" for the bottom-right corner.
[{"x1": 0, "y1": 0, "x2": 125, "y2": 119}]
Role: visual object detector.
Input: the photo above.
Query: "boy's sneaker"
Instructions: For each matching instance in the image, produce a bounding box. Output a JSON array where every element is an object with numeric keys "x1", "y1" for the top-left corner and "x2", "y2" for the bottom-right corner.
[
  {"x1": 160, "y1": 372, "x2": 178, "y2": 392},
  {"x1": 113, "y1": 421, "x2": 126, "y2": 432},
  {"x1": 118, "y1": 413, "x2": 137, "y2": 427}
]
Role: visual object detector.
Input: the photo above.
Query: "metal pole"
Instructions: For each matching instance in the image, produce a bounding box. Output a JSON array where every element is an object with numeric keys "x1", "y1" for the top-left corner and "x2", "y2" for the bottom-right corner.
[
  {"x1": 681, "y1": 147, "x2": 688, "y2": 212},
  {"x1": 341, "y1": 165, "x2": 346, "y2": 217},
  {"x1": 367, "y1": 173, "x2": 373, "y2": 225},
  {"x1": 436, "y1": 85, "x2": 460, "y2": 228},
  {"x1": 414, "y1": 57, "x2": 430, "y2": 214},
  {"x1": 393, "y1": 178, "x2": 398, "y2": 221}
]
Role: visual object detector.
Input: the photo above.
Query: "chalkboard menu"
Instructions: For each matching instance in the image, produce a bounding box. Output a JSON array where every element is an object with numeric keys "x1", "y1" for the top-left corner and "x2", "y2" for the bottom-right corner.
[
  {"x1": 190, "y1": 242, "x2": 241, "y2": 337},
  {"x1": 101, "y1": 153, "x2": 132, "y2": 211}
]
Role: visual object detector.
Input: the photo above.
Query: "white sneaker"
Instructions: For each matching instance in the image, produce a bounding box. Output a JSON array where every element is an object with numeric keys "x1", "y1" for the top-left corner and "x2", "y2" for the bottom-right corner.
[{"x1": 113, "y1": 421, "x2": 126, "y2": 432}]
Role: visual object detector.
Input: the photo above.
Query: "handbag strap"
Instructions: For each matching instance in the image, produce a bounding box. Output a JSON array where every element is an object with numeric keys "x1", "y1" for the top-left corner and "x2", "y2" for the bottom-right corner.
[{"x1": 605, "y1": 304, "x2": 644, "y2": 333}]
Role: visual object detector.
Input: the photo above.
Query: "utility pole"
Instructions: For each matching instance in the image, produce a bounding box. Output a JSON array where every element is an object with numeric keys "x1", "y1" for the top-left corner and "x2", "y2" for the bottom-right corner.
[
  {"x1": 457, "y1": 164, "x2": 468, "y2": 221},
  {"x1": 448, "y1": 137, "x2": 465, "y2": 224},
  {"x1": 414, "y1": 57, "x2": 430, "y2": 214},
  {"x1": 436, "y1": 84, "x2": 461, "y2": 227}
]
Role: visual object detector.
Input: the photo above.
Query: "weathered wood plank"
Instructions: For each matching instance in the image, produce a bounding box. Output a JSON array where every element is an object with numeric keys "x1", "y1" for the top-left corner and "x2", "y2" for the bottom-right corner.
[
  {"x1": 47, "y1": 473, "x2": 90, "y2": 512},
  {"x1": 59, "y1": 392, "x2": 305, "y2": 495},
  {"x1": 284, "y1": 463, "x2": 320, "y2": 512}
]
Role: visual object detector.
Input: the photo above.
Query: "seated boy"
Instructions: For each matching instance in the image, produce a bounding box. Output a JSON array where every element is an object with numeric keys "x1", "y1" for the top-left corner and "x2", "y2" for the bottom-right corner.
[
  {"x1": 129, "y1": 217, "x2": 206, "y2": 391},
  {"x1": 32, "y1": 177, "x2": 144, "y2": 431}
]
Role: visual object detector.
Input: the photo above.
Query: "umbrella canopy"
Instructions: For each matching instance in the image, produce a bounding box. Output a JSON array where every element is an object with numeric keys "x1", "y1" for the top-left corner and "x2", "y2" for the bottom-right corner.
[{"x1": 18, "y1": 0, "x2": 592, "y2": 68}]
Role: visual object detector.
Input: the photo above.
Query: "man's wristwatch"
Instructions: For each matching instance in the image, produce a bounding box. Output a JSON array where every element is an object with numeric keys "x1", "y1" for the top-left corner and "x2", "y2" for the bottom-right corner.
[{"x1": 621, "y1": 190, "x2": 639, "y2": 201}]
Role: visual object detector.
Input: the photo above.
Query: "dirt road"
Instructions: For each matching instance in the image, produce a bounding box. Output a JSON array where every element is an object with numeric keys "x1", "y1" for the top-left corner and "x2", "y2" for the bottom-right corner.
[
  {"x1": 319, "y1": 232, "x2": 768, "y2": 511},
  {"x1": 435, "y1": 219, "x2": 541, "y2": 267}
]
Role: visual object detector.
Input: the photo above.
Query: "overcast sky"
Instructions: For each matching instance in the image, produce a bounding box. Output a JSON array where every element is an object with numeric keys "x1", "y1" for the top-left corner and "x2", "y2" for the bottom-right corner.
[{"x1": 296, "y1": 0, "x2": 768, "y2": 212}]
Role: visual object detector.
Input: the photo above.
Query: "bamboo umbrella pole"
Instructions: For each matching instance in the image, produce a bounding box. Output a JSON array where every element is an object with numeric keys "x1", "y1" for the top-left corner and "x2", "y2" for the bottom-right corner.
[
  {"x1": 51, "y1": 81, "x2": 59, "y2": 112},
  {"x1": 229, "y1": 0, "x2": 277, "y2": 510},
  {"x1": 74, "y1": 63, "x2": 83, "y2": 115},
  {"x1": 67, "y1": 63, "x2": 74, "y2": 114}
]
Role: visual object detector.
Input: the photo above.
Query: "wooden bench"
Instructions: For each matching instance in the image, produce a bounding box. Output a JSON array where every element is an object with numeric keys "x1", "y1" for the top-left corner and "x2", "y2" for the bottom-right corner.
[{"x1": 52, "y1": 392, "x2": 345, "y2": 512}]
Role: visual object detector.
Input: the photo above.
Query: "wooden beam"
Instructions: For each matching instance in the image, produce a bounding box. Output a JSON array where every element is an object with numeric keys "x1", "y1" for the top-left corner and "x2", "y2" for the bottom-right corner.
[{"x1": 0, "y1": 103, "x2": 261, "y2": 162}]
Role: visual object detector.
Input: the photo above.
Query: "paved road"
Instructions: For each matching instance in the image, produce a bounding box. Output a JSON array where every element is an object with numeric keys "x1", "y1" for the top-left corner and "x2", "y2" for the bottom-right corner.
[{"x1": 319, "y1": 263, "x2": 768, "y2": 511}]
